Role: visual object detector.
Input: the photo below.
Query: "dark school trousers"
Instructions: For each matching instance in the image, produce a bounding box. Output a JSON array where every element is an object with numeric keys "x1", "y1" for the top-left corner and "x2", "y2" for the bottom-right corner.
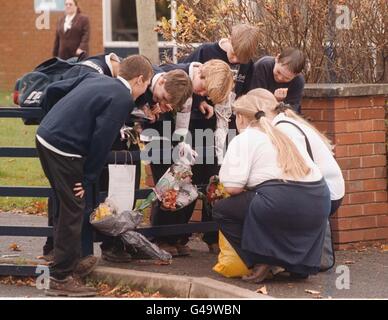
[{"x1": 36, "y1": 138, "x2": 85, "y2": 280}]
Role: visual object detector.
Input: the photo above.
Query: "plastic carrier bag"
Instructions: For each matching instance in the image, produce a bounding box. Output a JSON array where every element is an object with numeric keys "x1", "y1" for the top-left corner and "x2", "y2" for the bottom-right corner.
[{"x1": 213, "y1": 231, "x2": 250, "y2": 278}]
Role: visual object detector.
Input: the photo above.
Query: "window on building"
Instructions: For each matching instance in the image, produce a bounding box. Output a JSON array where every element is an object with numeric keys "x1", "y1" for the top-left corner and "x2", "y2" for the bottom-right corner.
[
  {"x1": 34, "y1": 0, "x2": 65, "y2": 12},
  {"x1": 104, "y1": 0, "x2": 172, "y2": 44}
]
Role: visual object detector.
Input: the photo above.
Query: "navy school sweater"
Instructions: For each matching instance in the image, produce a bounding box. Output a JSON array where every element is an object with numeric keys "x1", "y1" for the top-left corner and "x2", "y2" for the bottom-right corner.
[
  {"x1": 37, "y1": 73, "x2": 135, "y2": 185},
  {"x1": 61, "y1": 54, "x2": 118, "y2": 80},
  {"x1": 247, "y1": 56, "x2": 305, "y2": 113}
]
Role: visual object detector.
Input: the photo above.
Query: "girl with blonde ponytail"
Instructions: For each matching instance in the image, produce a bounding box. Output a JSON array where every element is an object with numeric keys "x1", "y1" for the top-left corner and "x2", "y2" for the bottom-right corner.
[
  {"x1": 246, "y1": 88, "x2": 345, "y2": 271},
  {"x1": 213, "y1": 93, "x2": 331, "y2": 283}
]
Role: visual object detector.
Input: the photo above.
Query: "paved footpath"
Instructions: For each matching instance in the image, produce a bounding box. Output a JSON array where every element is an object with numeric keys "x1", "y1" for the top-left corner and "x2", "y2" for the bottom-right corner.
[{"x1": 0, "y1": 212, "x2": 387, "y2": 299}]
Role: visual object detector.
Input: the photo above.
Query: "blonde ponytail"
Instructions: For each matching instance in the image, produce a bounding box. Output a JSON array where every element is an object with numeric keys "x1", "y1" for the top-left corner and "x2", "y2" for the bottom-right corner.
[
  {"x1": 233, "y1": 95, "x2": 311, "y2": 179},
  {"x1": 246, "y1": 89, "x2": 334, "y2": 153}
]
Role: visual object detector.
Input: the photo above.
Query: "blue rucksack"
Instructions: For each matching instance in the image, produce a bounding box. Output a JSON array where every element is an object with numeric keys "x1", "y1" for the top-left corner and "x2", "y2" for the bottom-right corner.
[{"x1": 14, "y1": 57, "x2": 80, "y2": 124}]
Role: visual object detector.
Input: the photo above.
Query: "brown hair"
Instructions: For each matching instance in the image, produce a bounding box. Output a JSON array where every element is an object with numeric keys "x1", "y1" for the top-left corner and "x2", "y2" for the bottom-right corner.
[
  {"x1": 278, "y1": 48, "x2": 306, "y2": 74},
  {"x1": 230, "y1": 24, "x2": 261, "y2": 64},
  {"x1": 118, "y1": 55, "x2": 153, "y2": 82},
  {"x1": 66, "y1": 0, "x2": 81, "y2": 13},
  {"x1": 201, "y1": 59, "x2": 234, "y2": 104},
  {"x1": 233, "y1": 94, "x2": 311, "y2": 179},
  {"x1": 163, "y1": 69, "x2": 193, "y2": 110}
]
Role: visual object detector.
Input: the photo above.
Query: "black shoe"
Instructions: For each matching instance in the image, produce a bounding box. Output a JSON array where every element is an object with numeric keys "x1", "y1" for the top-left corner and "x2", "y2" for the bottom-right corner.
[
  {"x1": 290, "y1": 272, "x2": 309, "y2": 279},
  {"x1": 101, "y1": 248, "x2": 132, "y2": 263}
]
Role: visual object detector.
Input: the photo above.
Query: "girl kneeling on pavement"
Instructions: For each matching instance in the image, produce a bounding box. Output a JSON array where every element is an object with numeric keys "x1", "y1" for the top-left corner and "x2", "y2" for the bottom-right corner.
[{"x1": 212, "y1": 93, "x2": 331, "y2": 283}]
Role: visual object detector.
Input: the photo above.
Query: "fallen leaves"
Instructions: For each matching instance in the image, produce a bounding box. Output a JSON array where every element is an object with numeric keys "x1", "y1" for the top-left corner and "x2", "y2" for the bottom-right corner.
[
  {"x1": 305, "y1": 289, "x2": 321, "y2": 295},
  {"x1": 88, "y1": 280, "x2": 166, "y2": 298},
  {"x1": 344, "y1": 260, "x2": 355, "y2": 265},
  {"x1": 9, "y1": 243, "x2": 21, "y2": 252},
  {"x1": 382, "y1": 244, "x2": 388, "y2": 252},
  {"x1": 0, "y1": 276, "x2": 35, "y2": 287},
  {"x1": 305, "y1": 289, "x2": 324, "y2": 299},
  {"x1": 154, "y1": 259, "x2": 172, "y2": 266},
  {"x1": 256, "y1": 286, "x2": 268, "y2": 295},
  {"x1": 24, "y1": 201, "x2": 48, "y2": 215}
]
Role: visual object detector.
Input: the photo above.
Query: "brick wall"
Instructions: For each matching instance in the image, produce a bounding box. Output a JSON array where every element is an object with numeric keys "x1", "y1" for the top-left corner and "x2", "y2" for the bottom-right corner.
[
  {"x1": 0, "y1": 0, "x2": 103, "y2": 93},
  {"x1": 303, "y1": 84, "x2": 388, "y2": 249}
]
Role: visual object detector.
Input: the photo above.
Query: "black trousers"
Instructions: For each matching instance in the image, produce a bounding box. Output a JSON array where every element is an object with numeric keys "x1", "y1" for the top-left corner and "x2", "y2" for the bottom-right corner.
[
  {"x1": 36, "y1": 139, "x2": 85, "y2": 279},
  {"x1": 149, "y1": 116, "x2": 221, "y2": 245},
  {"x1": 44, "y1": 137, "x2": 142, "y2": 254},
  {"x1": 212, "y1": 191, "x2": 256, "y2": 254}
]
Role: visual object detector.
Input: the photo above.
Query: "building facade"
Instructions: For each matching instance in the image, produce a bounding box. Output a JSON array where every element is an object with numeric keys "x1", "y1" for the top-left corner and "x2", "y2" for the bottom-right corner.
[{"x1": 0, "y1": 0, "x2": 173, "y2": 92}]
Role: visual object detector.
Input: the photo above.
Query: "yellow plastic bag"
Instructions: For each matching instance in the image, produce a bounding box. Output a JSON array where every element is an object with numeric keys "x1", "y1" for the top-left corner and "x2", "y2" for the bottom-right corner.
[{"x1": 213, "y1": 231, "x2": 250, "y2": 278}]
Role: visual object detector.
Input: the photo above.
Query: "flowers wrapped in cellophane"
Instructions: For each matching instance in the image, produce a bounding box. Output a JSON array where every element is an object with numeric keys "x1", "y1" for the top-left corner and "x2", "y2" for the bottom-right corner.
[
  {"x1": 90, "y1": 199, "x2": 172, "y2": 262},
  {"x1": 137, "y1": 142, "x2": 199, "y2": 212}
]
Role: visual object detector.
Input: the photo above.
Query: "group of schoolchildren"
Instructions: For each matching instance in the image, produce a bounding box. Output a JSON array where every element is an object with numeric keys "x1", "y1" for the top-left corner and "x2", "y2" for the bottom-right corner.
[{"x1": 35, "y1": 23, "x2": 344, "y2": 297}]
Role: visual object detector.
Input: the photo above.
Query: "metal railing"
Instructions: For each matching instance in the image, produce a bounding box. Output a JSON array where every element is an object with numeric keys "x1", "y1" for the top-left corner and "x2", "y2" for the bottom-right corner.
[{"x1": 0, "y1": 107, "x2": 218, "y2": 276}]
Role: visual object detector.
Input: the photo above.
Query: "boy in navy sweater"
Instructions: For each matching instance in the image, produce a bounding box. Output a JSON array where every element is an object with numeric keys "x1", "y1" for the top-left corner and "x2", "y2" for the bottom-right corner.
[
  {"x1": 36, "y1": 55, "x2": 153, "y2": 297},
  {"x1": 181, "y1": 23, "x2": 261, "y2": 108},
  {"x1": 245, "y1": 48, "x2": 306, "y2": 113}
]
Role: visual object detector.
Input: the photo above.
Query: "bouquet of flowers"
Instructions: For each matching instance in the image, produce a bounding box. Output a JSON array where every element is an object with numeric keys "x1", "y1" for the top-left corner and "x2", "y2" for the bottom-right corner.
[
  {"x1": 155, "y1": 164, "x2": 198, "y2": 211},
  {"x1": 90, "y1": 198, "x2": 172, "y2": 261},
  {"x1": 206, "y1": 175, "x2": 230, "y2": 206},
  {"x1": 136, "y1": 142, "x2": 198, "y2": 212}
]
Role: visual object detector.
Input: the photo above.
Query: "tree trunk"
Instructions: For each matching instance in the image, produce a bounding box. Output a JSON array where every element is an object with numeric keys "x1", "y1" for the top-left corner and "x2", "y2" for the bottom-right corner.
[{"x1": 136, "y1": 0, "x2": 159, "y2": 64}]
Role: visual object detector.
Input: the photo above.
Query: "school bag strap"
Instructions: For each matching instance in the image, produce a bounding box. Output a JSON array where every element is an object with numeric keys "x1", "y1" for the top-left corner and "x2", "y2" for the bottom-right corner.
[{"x1": 275, "y1": 120, "x2": 314, "y2": 161}]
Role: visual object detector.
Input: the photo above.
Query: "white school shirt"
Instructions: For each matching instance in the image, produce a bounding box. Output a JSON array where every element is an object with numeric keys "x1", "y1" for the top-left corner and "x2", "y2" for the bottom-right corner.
[
  {"x1": 272, "y1": 113, "x2": 345, "y2": 200},
  {"x1": 219, "y1": 127, "x2": 322, "y2": 189},
  {"x1": 105, "y1": 53, "x2": 120, "y2": 77}
]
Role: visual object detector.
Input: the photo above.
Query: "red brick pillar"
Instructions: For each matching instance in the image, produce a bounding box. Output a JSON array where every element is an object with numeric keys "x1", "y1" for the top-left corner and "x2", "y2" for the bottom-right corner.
[{"x1": 302, "y1": 84, "x2": 388, "y2": 249}]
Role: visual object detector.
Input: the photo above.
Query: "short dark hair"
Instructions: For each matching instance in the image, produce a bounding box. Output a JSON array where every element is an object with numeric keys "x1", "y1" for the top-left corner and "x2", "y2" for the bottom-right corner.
[
  {"x1": 278, "y1": 48, "x2": 306, "y2": 74},
  {"x1": 163, "y1": 69, "x2": 193, "y2": 110},
  {"x1": 118, "y1": 55, "x2": 153, "y2": 82}
]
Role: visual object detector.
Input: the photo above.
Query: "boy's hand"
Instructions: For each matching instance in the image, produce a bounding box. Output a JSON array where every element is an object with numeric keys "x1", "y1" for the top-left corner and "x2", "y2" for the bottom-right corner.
[
  {"x1": 73, "y1": 183, "x2": 85, "y2": 198},
  {"x1": 143, "y1": 106, "x2": 158, "y2": 123},
  {"x1": 274, "y1": 88, "x2": 288, "y2": 102},
  {"x1": 199, "y1": 102, "x2": 214, "y2": 119},
  {"x1": 76, "y1": 48, "x2": 84, "y2": 56}
]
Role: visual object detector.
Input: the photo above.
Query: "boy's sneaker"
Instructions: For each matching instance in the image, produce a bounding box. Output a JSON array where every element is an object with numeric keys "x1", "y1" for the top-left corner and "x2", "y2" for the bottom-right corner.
[
  {"x1": 175, "y1": 244, "x2": 191, "y2": 256},
  {"x1": 45, "y1": 276, "x2": 97, "y2": 297},
  {"x1": 101, "y1": 248, "x2": 132, "y2": 263},
  {"x1": 74, "y1": 255, "x2": 99, "y2": 278}
]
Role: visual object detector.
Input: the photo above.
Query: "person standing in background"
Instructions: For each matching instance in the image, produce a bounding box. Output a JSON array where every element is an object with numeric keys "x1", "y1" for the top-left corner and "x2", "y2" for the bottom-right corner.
[{"x1": 53, "y1": 0, "x2": 90, "y2": 60}]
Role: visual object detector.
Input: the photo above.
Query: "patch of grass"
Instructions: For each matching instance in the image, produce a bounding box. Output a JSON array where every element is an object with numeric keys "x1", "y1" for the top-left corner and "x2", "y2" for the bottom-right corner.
[
  {"x1": 0, "y1": 106, "x2": 152, "y2": 212},
  {"x1": 0, "y1": 118, "x2": 48, "y2": 211},
  {"x1": 0, "y1": 91, "x2": 14, "y2": 107}
]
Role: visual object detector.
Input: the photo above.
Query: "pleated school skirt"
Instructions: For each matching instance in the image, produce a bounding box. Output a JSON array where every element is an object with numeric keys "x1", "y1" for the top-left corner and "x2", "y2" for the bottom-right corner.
[{"x1": 240, "y1": 179, "x2": 331, "y2": 275}]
